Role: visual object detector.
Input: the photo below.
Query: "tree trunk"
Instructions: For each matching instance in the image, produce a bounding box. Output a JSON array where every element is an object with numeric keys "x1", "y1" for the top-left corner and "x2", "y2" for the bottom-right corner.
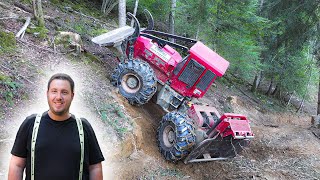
[
  {"x1": 101, "y1": 0, "x2": 119, "y2": 15},
  {"x1": 169, "y1": 0, "x2": 176, "y2": 42},
  {"x1": 251, "y1": 75, "x2": 259, "y2": 92},
  {"x1": 251, "y1": 71, "x2": 263, "y2": 92},
  {"x1": 252, "y1": 0, "x2": 265, "y2": 93},
  {"x1": 266, "y1": 76, "x2": 274, "y2": 96},
  {"x1": 318, "y1": 73, "x2": 320, "y2": 115},
  {"x1": 32, "y1": 0, "x2": 37, "y2": 18},
  {"x1": 118, "y1": 0, "x2": 126, "y2": 27},
  {"x1": 33, "y1": 0, "x2": 45, "y2": 27},
  {"x1": 286, "y1": 92, "x2": 294, "y2": 107},
  {"x1": 101, "y1": 0, "x2": 108, "y2": 13},
  {"x1": 272, "y1": 83, "x2": 281, "y2": 98},
  {"x1": 297, "y1": 98, "x2": 305, "y2": 113},
  {"x1": 131, "y1": 0, "x2": 139, "y2": 27},
  {"x1": 259, "y1": 0, "x2": 264, "y2": 11}
]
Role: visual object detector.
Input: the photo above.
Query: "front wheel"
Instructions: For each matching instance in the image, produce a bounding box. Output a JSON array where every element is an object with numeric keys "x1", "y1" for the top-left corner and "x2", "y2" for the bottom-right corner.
[
  {"x1": 111, "y1": 59, "x2": 157, "y2": 106},
  {"x1": 157, "y1": 112, "x2": 196, "y2": 162}
]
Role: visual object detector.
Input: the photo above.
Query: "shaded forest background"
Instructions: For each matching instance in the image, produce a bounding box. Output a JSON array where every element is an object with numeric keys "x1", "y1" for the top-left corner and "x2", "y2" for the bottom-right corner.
[{"x1": 125, "y1": 0, "x2": 320, "y2": 114}]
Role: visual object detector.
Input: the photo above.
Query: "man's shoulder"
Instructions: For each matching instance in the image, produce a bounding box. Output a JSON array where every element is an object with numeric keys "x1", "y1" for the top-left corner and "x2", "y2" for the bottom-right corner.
[
  {"x1": 17, "y1": 113, "x2": 39, "y2": 132},
  {"x1": 24, "y1": 113, "x2": 37, "y2": 123},
  {"x1": 73, "y1": 116, "x2": 96, "y2": 133},
  {"x1": 79, "y1": 117, "x2": 91, "y2": 126},
  {"x1": 23, "y1": 112, "x2": 47, "y2": 125}
]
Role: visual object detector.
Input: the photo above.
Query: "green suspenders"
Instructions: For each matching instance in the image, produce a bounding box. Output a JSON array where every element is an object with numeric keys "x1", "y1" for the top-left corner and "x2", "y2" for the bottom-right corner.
[
  {"x1": 75, "y1": 115, "x2": 84, "y2": 180},
  {"x1": 31, "y1": 114, "x2": 41, "y2": 180},
  {"x1": 31, "y1": 114, "x2": 84, "y2": 180}
]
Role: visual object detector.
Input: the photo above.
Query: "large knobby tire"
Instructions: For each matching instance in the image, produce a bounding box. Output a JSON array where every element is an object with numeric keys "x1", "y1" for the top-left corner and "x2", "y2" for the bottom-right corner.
[
  {"x1": 157, "y1": 112, "x2": 196, "y2": 162},
  {"x1": 111, "y1": 60, "x2": 157, "y2": 106}
]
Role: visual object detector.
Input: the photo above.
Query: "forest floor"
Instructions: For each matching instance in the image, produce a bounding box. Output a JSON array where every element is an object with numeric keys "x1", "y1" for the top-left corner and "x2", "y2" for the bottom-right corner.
[{"x1": 0, "y1": 1, "x2": 320, "y2": 179}]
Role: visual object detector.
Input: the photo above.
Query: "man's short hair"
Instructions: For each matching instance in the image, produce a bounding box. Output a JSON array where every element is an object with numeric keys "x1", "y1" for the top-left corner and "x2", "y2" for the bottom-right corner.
[{"x1": 47, "y1": 73, "x2": 75, "y2": 93}]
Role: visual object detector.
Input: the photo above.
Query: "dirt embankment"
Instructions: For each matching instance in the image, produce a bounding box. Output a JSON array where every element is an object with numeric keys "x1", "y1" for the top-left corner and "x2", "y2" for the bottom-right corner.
[{"x1": 0, "y1": 1, "x2": 320, "y2": 179}]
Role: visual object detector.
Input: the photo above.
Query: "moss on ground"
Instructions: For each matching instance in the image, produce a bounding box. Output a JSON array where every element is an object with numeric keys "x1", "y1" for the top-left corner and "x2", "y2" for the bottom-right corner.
[
  {"x1": 0, "y1": 31, "x2": 16, "y2": 54},
  {"x1": 26, "y1": 25, "x2": 49, "y2": 39}
]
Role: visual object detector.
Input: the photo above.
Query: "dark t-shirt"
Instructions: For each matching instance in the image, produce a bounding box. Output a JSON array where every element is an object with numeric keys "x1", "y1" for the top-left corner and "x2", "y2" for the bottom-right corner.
[{"x1": 11, "y1": 112, "x2": 105, "y2": 180}]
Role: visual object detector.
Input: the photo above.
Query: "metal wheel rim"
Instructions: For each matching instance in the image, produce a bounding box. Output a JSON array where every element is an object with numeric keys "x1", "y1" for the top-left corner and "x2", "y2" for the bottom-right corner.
[
  {"x1": 163, "y1": 125, "x2": 175, "y2": 148},
  {"x1": 121, "y1": 73, "x2": 141, "y2": 94}
]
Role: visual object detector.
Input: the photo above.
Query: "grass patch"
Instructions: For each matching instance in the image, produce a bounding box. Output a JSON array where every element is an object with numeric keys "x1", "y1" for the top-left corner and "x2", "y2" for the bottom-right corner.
[
  {"x1": 51, "y1": 0, "x2": 112, "y2": 37},
  {"x1": 98, "y1": 101, "x2": 132, "y2": 138},
  {"x1": 26, "y1": 25, "x2": 49, "y2": 39},
  {"x1": 90, "y1": 28, "x2": 109, "y2": 37},
  {"x1": 21, "y1": 0, "x2": 32, "y2": 4},
  {"x1": 0, "y1": 74, "x2": 23, "y2": 106},
  {"x1": 68, "y1": 19, "x2": 109, "y2": 37},
  {"x1": 139, "y1": 167, "x2": 185, "y2": 179},
  {"x1": 0, "y1": 31, "x2": 17, "y2": 54},
  {"x1": 52, "y1": 0, "x2": 105, "y2": 19}
]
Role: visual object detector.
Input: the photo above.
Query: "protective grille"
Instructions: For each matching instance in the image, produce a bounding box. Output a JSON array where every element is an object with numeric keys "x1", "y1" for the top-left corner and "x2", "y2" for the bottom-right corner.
[
  {"x1": 196, "y1": 70, "x2": 215, "y2": 91},
  {"x1": 178, "y1": 59, "x2": 205, "y2": 88}
]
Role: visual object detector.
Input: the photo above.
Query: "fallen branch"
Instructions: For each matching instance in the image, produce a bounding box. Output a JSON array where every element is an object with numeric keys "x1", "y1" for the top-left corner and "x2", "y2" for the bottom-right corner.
[
  {"x1": 0, "y1": 16, "x2": 19, "y2": 20},
  {"x1": 14, "y1": 2, "x2": 33, "y2": 14},
  {"x1": 0, "y1": 2, "x2": 10, "y2": 9},
  {"x1": 16, "y1": 16, "x2": 31, "y2": 39},
  {"x1": 263, "y1": 124, "x2": 279, "y2": 128}
]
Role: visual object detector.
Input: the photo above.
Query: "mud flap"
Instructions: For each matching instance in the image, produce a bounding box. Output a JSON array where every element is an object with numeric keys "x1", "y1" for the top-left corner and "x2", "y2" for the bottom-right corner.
[{"x1": 184, "y1": 136, "x2": 250, "y2": 163}]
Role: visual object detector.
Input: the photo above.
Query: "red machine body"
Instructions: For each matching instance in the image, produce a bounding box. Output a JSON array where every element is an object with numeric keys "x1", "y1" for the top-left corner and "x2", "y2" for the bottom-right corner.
[
  {"x1": 133, "y1": 36, "x2": 230, "y2": 98},
  {"x1": 187, "y1": 104, "x2": 254, "y2": 139},
  {"x1": 92, "y1": 11, "x2": 254, "y2": 163}
]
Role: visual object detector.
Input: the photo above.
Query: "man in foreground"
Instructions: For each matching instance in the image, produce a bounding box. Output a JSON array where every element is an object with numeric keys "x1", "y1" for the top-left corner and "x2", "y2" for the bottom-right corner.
[{"x1": 8, "y1": 73, "x2": 104, "y2": 180}]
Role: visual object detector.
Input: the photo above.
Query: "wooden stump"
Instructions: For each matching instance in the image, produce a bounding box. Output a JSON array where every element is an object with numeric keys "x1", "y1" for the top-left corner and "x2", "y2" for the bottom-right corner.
[{"x1": 311, "y1": 115, "x2": 320, "y2": 128}]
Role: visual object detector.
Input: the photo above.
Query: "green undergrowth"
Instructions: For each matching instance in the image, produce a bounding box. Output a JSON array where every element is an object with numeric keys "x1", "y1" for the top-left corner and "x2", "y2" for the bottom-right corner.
[
  {"x1": 255, "y1": 93, "x2": 289, "y2": 112},
  {"x1": 0, "y1": 31, "x2": 16, "y2": 54},
  {"x1": 83, "y1": 87, "x2": 132, "y2": 138},
  {"x1": 64, "y1": 16, "x2": 109, "y2": 37},
  {"x1": 99, "y1": 101, "x2": 133, "y2": 138},
  {"x1": 51, "y1": 0, "x2": 103, "y2": 18},
  {"x1": 0, "y1": 74, "x2": 24, "y2": 118},
  {"x1": 21, "y1": 0, "x2": 32, "y2": 4},
  {"x1": 67, "y1": 52, "x2": 102, "y2": 68},
  {"x1": 50, "y1": 0, "x2": 111, "y2": 37},
  {"x1": 139, "y1": 167, "x2": 185, "y2": 179},
  {"x1": 26, "y1": 25, "x2": 49, "y2": 39}
]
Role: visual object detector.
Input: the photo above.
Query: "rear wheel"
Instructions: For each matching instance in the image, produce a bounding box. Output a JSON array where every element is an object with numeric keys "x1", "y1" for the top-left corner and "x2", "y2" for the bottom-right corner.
[
  {"x1": 157, "y1": 112, "x2": 196, "y2": 162},
  {"x1": 111, "y1": 60, "x2": 157, "y2": 105}
]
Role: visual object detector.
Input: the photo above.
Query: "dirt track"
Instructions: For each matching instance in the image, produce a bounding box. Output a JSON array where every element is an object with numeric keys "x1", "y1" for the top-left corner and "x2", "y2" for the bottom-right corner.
[{"x1": 0, "y1": 1, "x2": 320, "y2": 179}]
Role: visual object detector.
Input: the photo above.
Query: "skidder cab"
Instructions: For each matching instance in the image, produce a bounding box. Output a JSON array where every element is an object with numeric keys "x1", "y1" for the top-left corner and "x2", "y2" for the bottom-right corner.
[
  {"x1": 133, "y1": 36, "x2": 229, "y2": 112},
  {"x1": 92, "y1": 10, "x2": 254, "y2": 163}
]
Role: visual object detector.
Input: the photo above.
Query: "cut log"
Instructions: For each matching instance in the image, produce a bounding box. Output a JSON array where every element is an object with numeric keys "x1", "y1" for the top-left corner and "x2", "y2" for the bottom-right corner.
[
  {"x1": 16, "y1": 17, "x2": 31, "y2": 39},
  {"x1": 311, "y1": 115, "x2": 320, "y2": 128},
  {"x1": 14, "y1": 2, "x2": 33, "y2": 14}
]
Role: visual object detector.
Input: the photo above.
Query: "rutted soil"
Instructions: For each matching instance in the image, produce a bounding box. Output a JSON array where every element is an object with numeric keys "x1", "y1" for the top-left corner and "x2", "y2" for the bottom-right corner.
[{"x1": 0, "y1": 1, "x2": 320, "y2": 179}]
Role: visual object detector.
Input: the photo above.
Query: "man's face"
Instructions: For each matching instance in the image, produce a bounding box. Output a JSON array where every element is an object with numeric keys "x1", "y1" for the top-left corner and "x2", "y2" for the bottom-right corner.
[{"x1": 47, "y1": 79, "x2": 74, "y2": 116}]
